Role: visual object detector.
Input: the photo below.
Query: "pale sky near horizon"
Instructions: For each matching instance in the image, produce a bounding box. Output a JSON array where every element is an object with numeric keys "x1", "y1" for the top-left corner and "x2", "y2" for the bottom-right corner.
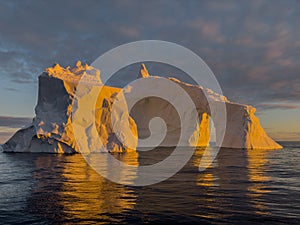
[{"x1": 0, "y1": 0, "x2": 300, "y2": 142}]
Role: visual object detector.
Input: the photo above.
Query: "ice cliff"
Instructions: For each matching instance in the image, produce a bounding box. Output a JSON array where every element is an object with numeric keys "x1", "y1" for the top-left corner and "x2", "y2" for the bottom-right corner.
[{"x1": 2, "y1": 62, "x2": 282, "y2": 153}]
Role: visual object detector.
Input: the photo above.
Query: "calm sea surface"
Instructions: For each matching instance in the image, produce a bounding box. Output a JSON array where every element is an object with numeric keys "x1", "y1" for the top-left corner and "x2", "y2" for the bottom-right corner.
[{"x1": 0, "y1": 142, "x2": 299, "y2": 224}]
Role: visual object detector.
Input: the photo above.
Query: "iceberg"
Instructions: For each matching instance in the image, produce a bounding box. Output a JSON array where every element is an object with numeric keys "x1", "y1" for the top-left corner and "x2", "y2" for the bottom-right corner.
[{"x1": 2, "y1": 62, "x2": 282, "y2": 153}]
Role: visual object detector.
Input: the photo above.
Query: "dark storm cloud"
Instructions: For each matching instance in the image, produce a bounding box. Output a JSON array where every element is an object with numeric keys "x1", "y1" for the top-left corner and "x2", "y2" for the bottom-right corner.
[{"x1": 1, "y1": 0, "x2": 300, "y2": 109}]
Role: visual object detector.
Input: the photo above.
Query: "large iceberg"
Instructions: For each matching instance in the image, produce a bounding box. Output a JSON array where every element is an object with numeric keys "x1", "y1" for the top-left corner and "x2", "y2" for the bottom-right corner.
[{"x1": 2, "y1": 62, "x2": 282, "y2": 153}]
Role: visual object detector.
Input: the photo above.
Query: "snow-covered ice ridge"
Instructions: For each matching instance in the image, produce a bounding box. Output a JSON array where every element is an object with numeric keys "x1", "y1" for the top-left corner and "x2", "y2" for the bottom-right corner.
[
  {"x1": 2, "y1": 62, "x2": 282, "y2": 153},
  {"x1": 46, "y1": 61, "x2": 102, "y2": 84}
]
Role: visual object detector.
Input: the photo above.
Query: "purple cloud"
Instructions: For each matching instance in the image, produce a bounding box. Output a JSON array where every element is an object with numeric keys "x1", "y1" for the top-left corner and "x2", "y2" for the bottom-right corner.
[{"x1": 0, "y1": 0, "x2": 299, "y2": 109}]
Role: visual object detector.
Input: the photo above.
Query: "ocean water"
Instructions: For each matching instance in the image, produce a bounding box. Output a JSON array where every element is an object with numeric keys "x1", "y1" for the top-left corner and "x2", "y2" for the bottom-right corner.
[{"x1": 0, "y1": 142, "x2": 299, "y2": 224}]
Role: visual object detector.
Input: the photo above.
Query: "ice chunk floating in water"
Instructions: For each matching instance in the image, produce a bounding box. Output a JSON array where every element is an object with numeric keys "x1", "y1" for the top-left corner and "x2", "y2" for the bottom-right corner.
[{"x1": 3, "y1": 62, "x2": 282, "y2": 153}]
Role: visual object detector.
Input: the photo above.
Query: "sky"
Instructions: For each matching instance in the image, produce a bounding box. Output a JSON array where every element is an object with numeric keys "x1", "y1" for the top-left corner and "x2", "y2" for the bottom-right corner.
[{"x1": 0, "y1": 0, "x2": 300, "y2": 142}]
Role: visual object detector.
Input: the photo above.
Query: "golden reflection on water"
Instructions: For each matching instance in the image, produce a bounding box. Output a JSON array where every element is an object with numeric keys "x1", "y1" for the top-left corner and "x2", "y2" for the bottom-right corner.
[
  {"x1": 194, "y1": 148, "x2": 219, "y2": 188},
  {"x1": 247, "y1": 149, "x2": 272, "y2": 215},
  {"x1": 60, "y1": 153, "x2": 138, "y2": 220},
  {"x1": 29, "y1": 153, "x2": 139, "y2": 222},
  {"x1": 194, "y1": 147, "x2": 275, "y2": 217},
  {"x1": 29, "y1": 147, "x2": 280, "y2": 222},
  {"x1": 82, "y1": 151, "x2": 139, "y2": 185},
  {"x1": 193, "y1": 148, "x2": 226, "y2": 220}
]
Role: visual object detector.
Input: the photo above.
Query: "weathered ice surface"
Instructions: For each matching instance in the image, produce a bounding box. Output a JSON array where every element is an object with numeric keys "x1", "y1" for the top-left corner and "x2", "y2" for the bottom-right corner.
[
  {"x1": 221, "y1": 103, "x2": 282, "y2": 149},
  {"x1": 2, "y1": 62, "x2": 282, "y2": 153},
  {"x1": 130, "y1": 65, "x2": 281, "y2": 149},
  {"x1": 3, "y1": 61, "x2": 138, "y2": 153}
]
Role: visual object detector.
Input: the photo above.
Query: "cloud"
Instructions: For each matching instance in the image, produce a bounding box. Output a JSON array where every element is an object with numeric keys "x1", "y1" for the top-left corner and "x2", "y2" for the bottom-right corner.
[
  {"x1": 4, "y1": 87, "x2": 18, "y2": 91},
  {"x1": 0, "y1": 116, "x2": 32, "y2": 143},
  {"x1": 0, "y1": 0, "x2": 300, "y2": 107},
  {"x1": 0, "y1": 50, "x2": 39, "y2": 83},
  {"x1": 257, "y1": 103, "x2": 300, "y2": 110},
  {"x1": 269, "y1": 131, "x2": 300, "y2": 141},
  {"x1": 186, "y1": 20, "x2": 224, "y2": 43},
  {"x1": 0, "y1": 116, "x2": 32, "y2": 128},
  {"x1": 0, "y1": 131, "x2": 16, "y2": 144}
]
